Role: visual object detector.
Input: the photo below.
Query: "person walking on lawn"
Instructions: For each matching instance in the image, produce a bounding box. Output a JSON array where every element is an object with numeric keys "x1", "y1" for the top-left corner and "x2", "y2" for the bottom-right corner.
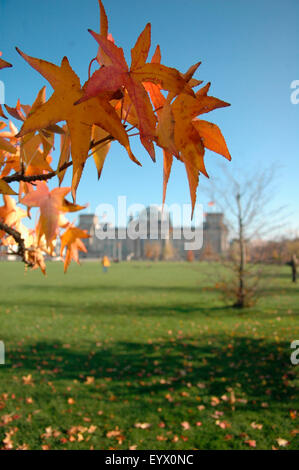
[{"x1": 102, "y1": 255, "x2": 110, "y2": 273}]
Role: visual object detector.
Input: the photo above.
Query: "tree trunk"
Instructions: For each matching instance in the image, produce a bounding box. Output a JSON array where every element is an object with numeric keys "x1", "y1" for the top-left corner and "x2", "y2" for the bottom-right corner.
[{"x1": 235, "y1": 193, "x2": 246, "y2": 308}]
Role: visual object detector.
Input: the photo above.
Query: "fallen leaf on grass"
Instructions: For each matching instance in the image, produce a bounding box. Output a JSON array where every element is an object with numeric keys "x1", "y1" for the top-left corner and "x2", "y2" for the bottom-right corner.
[
  {"x1": 244, "y1": 440, "x2": 256, "y2": 448},
  {"x1": 134, "y1": 422, "x2": 151, "y2": 429},
  {"x1": 276, "y1": 438, "x2": 289, "y2": 447},
  {"x1": 181, "y1": 421, "x2": 191, "y2": 430},
  {"x1": 251, "y1": 422, "x2": 263, "y2": 430}
]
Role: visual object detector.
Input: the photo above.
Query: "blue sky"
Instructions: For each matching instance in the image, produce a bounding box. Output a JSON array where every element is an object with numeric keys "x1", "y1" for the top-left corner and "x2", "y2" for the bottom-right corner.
[{"x1": 0, "y1": 0, "x2": 299, "y2": 231}]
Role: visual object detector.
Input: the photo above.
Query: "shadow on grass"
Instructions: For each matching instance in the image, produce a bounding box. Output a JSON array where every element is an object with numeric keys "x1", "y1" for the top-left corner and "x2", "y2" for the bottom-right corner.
[
  {"x1": 2, "y1": 335, "x2": 297, "y2": 412},
  {"x1": 3, "y1": 282, "x2": 299, "y2": 317},
  {"x1": 0, "y1": 298, "x2": 240, "y2": 317},
  {"x1": 13, "y1": 283, "x2": 206, "y2": 295}
]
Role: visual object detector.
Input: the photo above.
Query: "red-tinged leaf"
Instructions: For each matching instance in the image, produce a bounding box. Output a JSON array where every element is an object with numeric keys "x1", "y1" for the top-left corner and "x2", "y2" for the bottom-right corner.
[
  {"x1": 4, "y1": 104, "x2": 25, "y2": 121},
  {"x1": 115, "y1": 90, "x2": 139, "y2": 128},
  {"x1": 192, "y1": 119, "x2": 231, "y2": 160},
  {"x1": 244, "y1": 440, "x2": 256, "y2": 448},
  {"x1": 89, "y1": 30, "x2": 127, "y2": 71},
  {"x1": 96, "y1": 1, "x2": 116, "y2": 67},
  {"x1": 131, "y1": 23, "x2": 151, "y2": 70},
  {"x1": 99, "y1": 0, "x2": 108, "y2": 38},
  {"x1": 80, "y1": 66, "x2": 124, "y2": 99},
  {"x1": 125, "y1": 75, "x2": 156, "y2": 160}
]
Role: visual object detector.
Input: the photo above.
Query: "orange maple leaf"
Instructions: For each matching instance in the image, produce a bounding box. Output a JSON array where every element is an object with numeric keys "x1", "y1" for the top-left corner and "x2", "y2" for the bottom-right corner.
[
  {"x1": 60, "y1": 226, "x2": 90, "y2": 273},
  {"x1": 15, "y1": 49, "x2": 138, "y2": 198},
  {"x1": 155, "y1": 82, "x2": 230, "y2": 214},
  {"x1": 0, "y1": 195, "x2": 26, "y2": 228},
  {"x1": 20, "y1": 182, "x2": 71, "y2": 245},
  {"x1": 76, "y1": 1, "x2": 190, "y2": 160}
]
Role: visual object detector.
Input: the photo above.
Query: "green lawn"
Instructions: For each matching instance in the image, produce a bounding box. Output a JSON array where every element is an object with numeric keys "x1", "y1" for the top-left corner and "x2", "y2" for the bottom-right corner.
[{"x1": 0, "y1": 261, "x2": 298, "y2": 450}]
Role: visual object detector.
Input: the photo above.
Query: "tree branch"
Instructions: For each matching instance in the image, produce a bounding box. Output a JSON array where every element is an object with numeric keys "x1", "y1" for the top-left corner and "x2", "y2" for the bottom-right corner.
[
  {"x1": 0, "y1": 221, "x2": 33, "y2": 266},
  {"x1": 1, "y1": 133, "x2": 115, "y2": 184}
]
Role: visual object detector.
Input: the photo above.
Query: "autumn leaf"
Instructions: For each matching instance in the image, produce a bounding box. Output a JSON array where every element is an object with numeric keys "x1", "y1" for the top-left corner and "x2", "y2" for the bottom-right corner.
[
  {"x1": 134, "y1": 422, "x2": 151, "y2": 429},
  {"x1": 181, "y1": 421, "x2": 191, "y2": 430},
  {"x1": 60, "y1": 226, "x2": 90, "y2": 272},
  {"x1": 0, "y1": 195, "x2": 26, "y2": 226},
  {"x1": 16, "y1": 49, "x2": 138, "y2": 198},
  {"x1": 20, "y1": 181, "x2": 71, "y2": 245},
  {"x1": 0, "y1": 51, "x2": 12, "y2": 70},
  {"x1": 244, "y1": 439, "x2": 256, "y2": 448},
  {"x1": 80, "y1": 27, "x2": 157, "y2": 159},
  {"x1": 91, "y1": 125, "x2": 111, "y2": 179},
  {"x1": 5, "y1": 99, "x2": 26, "y2": 121},
  {"x1": 155, "y1": 83, "x2": 230, "y2": 214},
  {"x1": 76, "y1": 1, "x2": 190, "y2": 160},
  {"x1": 26, "y1": 246, "x2": 46, "y2": 274},
  {"x1": 162, "y1": 150, "x2": 173, "y2": 206},
  {"x1": 276, "y1": 438, "x2": 289, "y2": 447},
  {"x1": 215, "y1": 420, "x2": 231, "y2": 429},
  {"x1": 21, "y1": 133, "x2": 53, "y2": 175},
  {"x1": 0, "y1": 105, "x2": 7, "y2": 120},
  {"x1": 0, "y1": 136, "x2": 17, "y2": 154},
  {"x1": 192, "y1": 119, "x2": 231, "y2": 160},
  {"x1": 251, "y1": 422, "x2": 263, "y2": 430},
  {"x1": 0, "y1": 180, "x2": 17, "y2": 195},
  {"x1": 61, "y1": 198, "x2": 87, "y2": 213}
]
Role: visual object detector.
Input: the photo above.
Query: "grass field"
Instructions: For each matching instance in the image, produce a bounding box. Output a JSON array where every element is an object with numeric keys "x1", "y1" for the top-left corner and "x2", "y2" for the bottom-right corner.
[{"x1": 0, "y1": 261, "x2": 298, "y2": 450}]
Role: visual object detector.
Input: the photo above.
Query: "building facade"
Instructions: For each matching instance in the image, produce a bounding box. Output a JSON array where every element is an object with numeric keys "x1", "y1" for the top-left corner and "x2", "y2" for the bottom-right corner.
[{"x1": 77, "y1": 208, "x2": 228, "y2": 260}]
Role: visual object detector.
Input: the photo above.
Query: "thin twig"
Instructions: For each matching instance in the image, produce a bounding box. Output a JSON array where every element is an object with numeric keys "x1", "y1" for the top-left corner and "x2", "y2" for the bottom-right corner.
[{"x1": 2, "y1": 134, "x2": 115, "y2": 184}]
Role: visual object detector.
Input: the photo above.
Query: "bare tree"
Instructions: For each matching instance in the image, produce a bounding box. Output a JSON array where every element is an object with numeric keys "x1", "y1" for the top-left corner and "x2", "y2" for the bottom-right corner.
[{"x1": 202, "y1": 165, "x2": 288, "y2": 307}]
